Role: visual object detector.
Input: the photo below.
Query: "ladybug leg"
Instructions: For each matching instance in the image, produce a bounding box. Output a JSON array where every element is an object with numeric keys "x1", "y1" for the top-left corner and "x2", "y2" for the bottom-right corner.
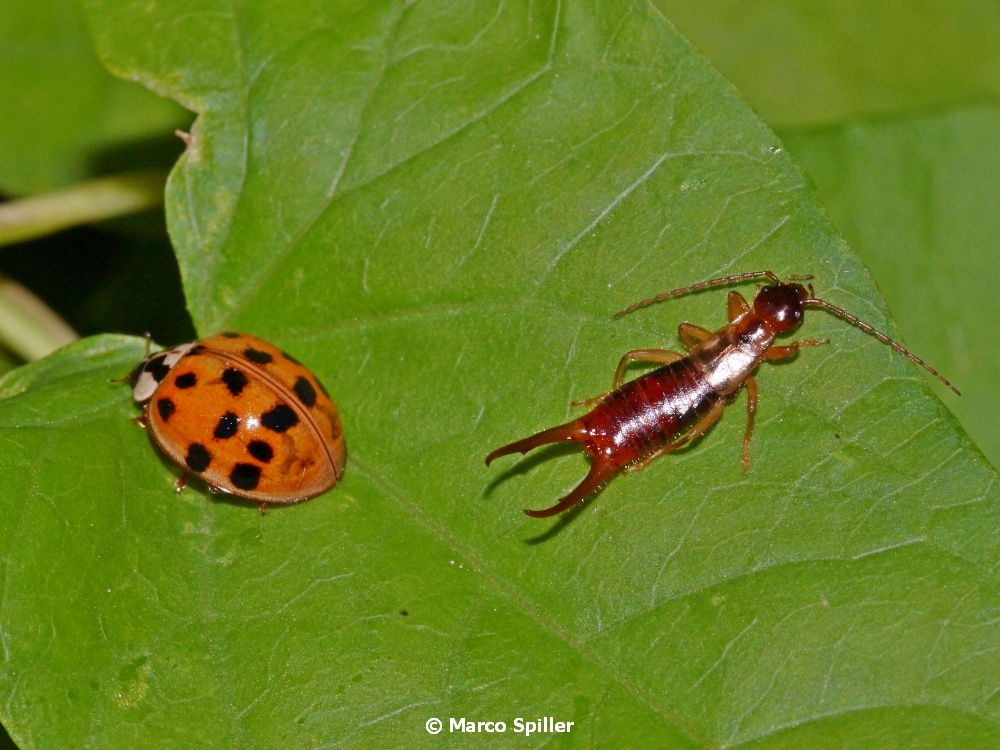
[
  {"x1": 131, "y1": 414, "x2": 148, "y2": 428},
  {"x1": 111, "y1": 334, "x2": 155, "y2": 384},
  {"x1": 258, "y1": 502, "x2": 269, "y2": 516},
  {"x1": 174, "y1": 474, "x2": 189, "y2": 493}
]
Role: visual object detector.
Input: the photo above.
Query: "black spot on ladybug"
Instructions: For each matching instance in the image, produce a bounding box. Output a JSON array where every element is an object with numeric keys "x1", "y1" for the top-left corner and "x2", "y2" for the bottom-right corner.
[
  {"x1": 213, "y1": 412, "x2": 240, "y2": 439},
  {"x1": 222, "y1": 368, "x2": 248, "y2": 396},
  {"x1": 281, "y1": 350, "x2": 302, "y2": 365},
  {"x1": 244, "y1": 348, "x2": 273, "y2": 365},
  {"x1": 293, "y1": 377, "x2": 317, "y2": 407},
  {"x1": 185, "y1": 443, "x2": 211, "y2": 473},
  {"x1": 261, "y1": 404, "x2": 298, "y2": 433},
  {"x1": 174, "y1": 372, "x2": 197, "y2": 389},
  {"x1": 221, "y1": 331, "x2": 241, "y2": 339},
  {"x1": 187, "y1": 345, "x2": 206, "y2": 356},
  {"x1": 156, "y1": 398, "x2": 176, "y2": 421},
  {"x1": 147, "y1": 354, "x2": 170, "y2": 382},
  {"x1": 315, "y1": 377, "x2": 330, "y2": 397},
  {"x1": 247, "y1": 440, "x2": 274, "y2": 463},
  {"x1": 230, "y1": 463, "x2": 262, "y2": 490}
]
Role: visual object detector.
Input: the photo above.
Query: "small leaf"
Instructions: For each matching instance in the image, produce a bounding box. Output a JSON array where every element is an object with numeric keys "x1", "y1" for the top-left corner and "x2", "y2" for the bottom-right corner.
[{"x1": 0, "y1": 0, "x2": 186, "y2": 194}]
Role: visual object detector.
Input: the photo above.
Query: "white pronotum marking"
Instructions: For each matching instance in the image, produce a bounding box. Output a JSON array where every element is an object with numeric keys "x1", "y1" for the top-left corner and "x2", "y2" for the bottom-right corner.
[{"x1": 131, "y1": 343, "x2": 196, "y2": 402}]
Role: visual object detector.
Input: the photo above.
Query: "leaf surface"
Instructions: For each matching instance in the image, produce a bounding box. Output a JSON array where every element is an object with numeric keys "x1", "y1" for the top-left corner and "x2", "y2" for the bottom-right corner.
[{"x1": 654, "y1": 0, "x2": 1000, "y2": 128}]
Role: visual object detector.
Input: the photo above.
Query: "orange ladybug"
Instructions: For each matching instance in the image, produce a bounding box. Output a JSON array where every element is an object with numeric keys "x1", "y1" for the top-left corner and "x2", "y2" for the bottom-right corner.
[{"x1": 129, "y1": 332, "x2": 346, "y2": 510}]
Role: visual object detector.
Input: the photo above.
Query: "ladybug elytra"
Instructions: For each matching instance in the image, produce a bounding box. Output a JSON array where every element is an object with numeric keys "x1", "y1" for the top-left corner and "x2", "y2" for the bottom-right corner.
[{"x1": 129, "y1": 332, "x2": 346, "y2": 510}]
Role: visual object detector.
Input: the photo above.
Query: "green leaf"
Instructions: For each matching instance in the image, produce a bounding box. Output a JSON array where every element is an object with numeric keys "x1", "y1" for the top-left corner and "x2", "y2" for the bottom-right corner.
[
  {"x1": 783, "y1": 107, "x2": 1000, "y2": 468},
  {"x1": 0, "y1": 0, "x2": 187, "y2": 194},
  {"x1": 1, "y1": 1, "x2": 996, "y2": 748}
]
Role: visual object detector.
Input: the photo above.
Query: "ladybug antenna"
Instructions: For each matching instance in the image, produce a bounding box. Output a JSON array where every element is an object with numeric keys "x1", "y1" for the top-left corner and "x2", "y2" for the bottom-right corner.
[
  {"x1": 805, "y1": 296, "x2": 960, "y2": 396},
  {"x1": 615, "y1": 270, "x2": 809, "y2": 318}
]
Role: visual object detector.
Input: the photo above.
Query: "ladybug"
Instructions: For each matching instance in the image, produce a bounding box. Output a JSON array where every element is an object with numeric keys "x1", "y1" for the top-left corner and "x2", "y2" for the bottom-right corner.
[{"x1": 128, "y1": 331, "x2": 346, "y2": 510}]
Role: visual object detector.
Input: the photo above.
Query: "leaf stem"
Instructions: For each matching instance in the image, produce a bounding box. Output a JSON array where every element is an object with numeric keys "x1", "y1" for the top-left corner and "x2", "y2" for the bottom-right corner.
[
  {"x1": 0, "y1": 277, "x2": 78, "y2": 361},
  {"x1": 0, "y1": 169, "x2": 167, "y2": 247}
]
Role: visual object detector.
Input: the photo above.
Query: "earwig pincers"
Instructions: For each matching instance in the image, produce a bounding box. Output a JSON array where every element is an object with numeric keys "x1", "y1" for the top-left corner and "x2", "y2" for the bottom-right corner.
[{"x1": 486, "y1": 270, "x2": 958, "y2": 518}]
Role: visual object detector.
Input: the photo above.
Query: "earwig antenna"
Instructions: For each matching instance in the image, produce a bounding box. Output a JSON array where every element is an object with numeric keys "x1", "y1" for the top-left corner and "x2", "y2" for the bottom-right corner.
[
  {"x1": 806, "y1": 297, "x2": 960, "y2": 396},
  {"x1": 615, "y1": 270, "x2": 785, "y2": 318}
]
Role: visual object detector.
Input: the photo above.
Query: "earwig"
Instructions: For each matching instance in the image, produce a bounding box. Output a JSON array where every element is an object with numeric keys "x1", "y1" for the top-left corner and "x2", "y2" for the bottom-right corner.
[{"x1": 486, "y1": 270, "x2": 959, "y2": 518}]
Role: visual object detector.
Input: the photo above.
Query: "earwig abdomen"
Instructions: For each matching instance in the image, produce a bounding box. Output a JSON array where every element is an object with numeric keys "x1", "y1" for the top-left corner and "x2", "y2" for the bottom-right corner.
[{"x1": 581, "y1": 359, "x2": 716, "y2": 466}]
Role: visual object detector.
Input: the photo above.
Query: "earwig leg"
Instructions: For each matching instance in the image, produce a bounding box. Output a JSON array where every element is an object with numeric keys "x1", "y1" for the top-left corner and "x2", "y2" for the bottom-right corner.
[
  {"x1": 625, "y1": 399, "x2": 726, "y2": 473},
  {"x1": 728, "y1": 291, "x2": 752, "y2": 322},
  {"x1": 763, "y1": 338, "x2": 829, "y2": 361},
  {"x1": 678, "y1": 323, "x2": 711, "y2": 351},
  {"x1": 673, "y1": 399, "x2": 725, "y2": 447},
  {"x1": 612, "y1": 349, "x2": 684, "y2": 389},
  {"x1": 624, "y1": 442, "x2": 681, "y2": 474},
  {"x1": 486, "y1": 420, "x2": 589, "y2": 466},
  {"x1": 575, "y1": 348, "x2": 685, "y2": 405},
  {"x1": 743, "y1": 377, "x2": 758, "y2": 473},
  {"x1": 524, "y1": 457, "x2": 617, "y2": 518}
]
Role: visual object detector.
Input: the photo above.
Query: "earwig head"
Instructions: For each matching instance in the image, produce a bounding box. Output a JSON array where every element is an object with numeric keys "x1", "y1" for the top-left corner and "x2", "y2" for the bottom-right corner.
[{"x1": 753, "y1": 283, "x2": 809, "y2": 333}]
